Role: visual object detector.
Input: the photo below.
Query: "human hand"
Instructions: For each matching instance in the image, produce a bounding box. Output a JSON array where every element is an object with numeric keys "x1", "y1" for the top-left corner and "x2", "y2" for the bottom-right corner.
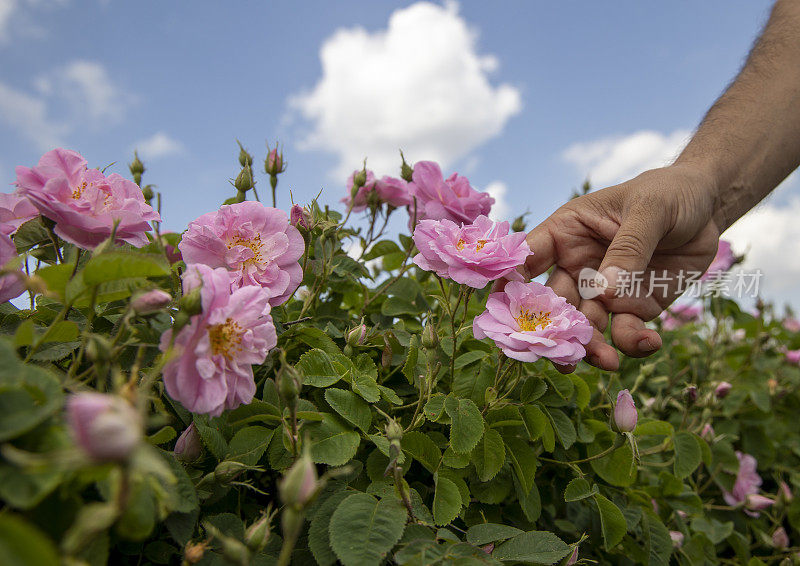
[{"x1": 525, "y1": 163, "x2": 721, "y2": 371}]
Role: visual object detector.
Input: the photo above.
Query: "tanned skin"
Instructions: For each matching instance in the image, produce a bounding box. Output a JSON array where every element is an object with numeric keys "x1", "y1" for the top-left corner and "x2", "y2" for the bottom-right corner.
[{"x1": 524, "y1": 0, "x2": 800, "y2": 372}]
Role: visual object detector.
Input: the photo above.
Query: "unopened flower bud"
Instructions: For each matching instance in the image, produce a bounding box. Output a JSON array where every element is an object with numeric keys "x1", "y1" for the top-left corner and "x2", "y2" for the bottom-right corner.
[
  {"x1": 399, "y1": 151, "x2": 413, "y2": 183},
  {"x1": 203, "y1": 522, "x2": 251, "y2": 565},
  {"x1": 385, "y1": 419, "x2": 403, "y2": 442},
  {"x1": 346, "y1": 322, "x2": 367, "y2": 347},
  {"x1": 234, "y1": 167, "x2": 254, "y2": 193},
  {"x1": 279, "y1": 451, "x2": 318, "y2": 508},
  {"x1": 174, "y1": 423, "x2": 202, "y2": 463},
  {"x1": 352, "y1": 167, "x2": 367, "y2": 190},
  {"x1": 780, "y1": 481, "x2": 794, "y2": 502},
  {"x1": 669, "y1": 531, "x2": 684, "y2": 548},
  {"x1": 714, "y1": 381, "x2": 732, "y2": 399},
  {"x1": 773, "y1": 527, "x2": 790, "y2": 549},
  {"x1": 131, "y1": 289, "x2": 171, "y2": 315},
  {"x1": 183, "y1": 541, "x2": 209, "y2": 565},
  {"x1": 511, "y1": 215, "x2": 526, "y2": 233},
  {"x1": 129, "y1": 151, "x2": 145, "y2": 184},
  {"x1": 237, "y1": 141, "x2": 253, "y2": 168},
  {"x1": 265, "y1": 145, "x2": 285, "y2": 176},
  {"x1": 141, "y1": 184, "x2": 154, "y2": 202},
  {"x1": 422, "y1": 321, "x2": 438, "y2": 350},
  {"x1": 290, "y1": 204, "x2": 310, "y2": 229},
  {"x1": 244, "y1": 514, "x2": 272, "y2": 552},
  {"x1": 180, "y1": 288, "x2": 202, "y2": 317},
  {"x1": 277, "y1": 362, "x2": 302, "y2": 407},
  {"x1": 566, "y1": 546, "x2": 579, "y2": 564},
  {"x1": 67, "y1": 393, "x2": 142, "y2": 462},
  {"x1": 745, "y1": 494, "x2": 774, "y2": 512},
  {"x1": 683, "y1": 385, "x2": 698, "y2": 404},
  {"x1": 85, "y1": 334, "x2": 113, "y2": 363},
  {"x1": 700, "y1": 423, "x2": 715, "y2": 440},
  {"x1": 612, "y1": 389, "x2": 638, "y2": 433},
  {"x1": 214, "y1": 460, "x2": 248, "y2": 483}
]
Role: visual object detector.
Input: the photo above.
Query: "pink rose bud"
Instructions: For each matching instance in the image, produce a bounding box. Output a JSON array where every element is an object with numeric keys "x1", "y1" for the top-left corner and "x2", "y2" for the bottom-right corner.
[
  {"x1": 780, "y1": 481, "x2": 794, "y2": 502},
  {"x1": 683, "y1": 385, "x2": 698, "y2": 404},
  {"x1": 279, "y1": 451, "x2": 318, "y2": 508},
  {"x1": 174, "y1": 423, "x2": 202, "y2": 462},
  {"x1": 346, "y1": 323, "x2": 367, "y2": 347},
  {"x1": 784, "y1": 318, "x2": 800, "y2": 333},
  {"x1": 701, "y1": 423, "x2": 715, "y2": 440},
  {"x1": 67, "y1": 393, "x2": 141, "y2": 462},
  {"x1": 772, "y1": 527, "x2": 790, "y2": 549},
  {"x1": 265, "y1": 147, "x2": 284, "y2": 176},
  {"x1": 244, "y1": 514, "x2": 272, "y2": 552},
  {"x1": 669, "y1": 531, "x2": 684, "y2": 548},
  {"x1": 676, "y1": 510, "x2": 688, "y2": 520},
  {"x1": 613, "y1": 389, "x2": 638, "y2": 432},
  {"x1": 289, "y1": 204, "x2": 310, "y2": 229},
  {"x1": 131, "y1": 289, "x2": 171, "y2": 315},
  {"x1": 714, "y1": 381, "x2": 732, "y2": 399},
  {"x1": 745, "y1": 494, "x2": 774, "y2": 511},
  {"x1": 566, "y1": 546, "x2": 579, "y2": 565}
]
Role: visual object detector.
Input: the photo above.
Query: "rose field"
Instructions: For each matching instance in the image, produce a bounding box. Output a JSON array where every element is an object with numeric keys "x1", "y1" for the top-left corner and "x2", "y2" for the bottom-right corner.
[{"x1": 1, "y1": 146, "x2": 800, "y2": 566}]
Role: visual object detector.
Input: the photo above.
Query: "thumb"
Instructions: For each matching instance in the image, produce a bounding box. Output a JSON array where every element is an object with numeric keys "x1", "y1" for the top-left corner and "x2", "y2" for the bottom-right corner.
[{"x1": 598, "y1": 212, "x2": 663, "y2": 298}]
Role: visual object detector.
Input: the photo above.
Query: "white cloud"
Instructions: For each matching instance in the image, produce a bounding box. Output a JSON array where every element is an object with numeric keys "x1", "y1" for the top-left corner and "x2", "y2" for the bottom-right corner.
[
  {"x1": 563, "y1": 129, "x2": 691, "y2": 188},
  {"x1": 0, "y1": 60, "x2": 131, "y2": 150},
  {"x1": 485, "y1": 180, "x2": 509, "y2": 221},
  {"x1": 0, "y1": 0, "x2": 67, "y2": 43},
  {"x1": 132, "y1": 131, "x2": 184, "y2": 160},
  {"x1": 290, "y1": 1, "x2": 522, "y2": 179},
  {"x1": 0, "y1": 0, "x2": 16, "y2": 41}
]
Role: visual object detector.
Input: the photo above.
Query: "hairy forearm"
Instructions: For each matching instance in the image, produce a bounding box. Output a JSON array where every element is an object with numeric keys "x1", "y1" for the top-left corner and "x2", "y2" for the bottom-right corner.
[{"x1": 675, "y1": 0, "x2": 800, "y2": 232}]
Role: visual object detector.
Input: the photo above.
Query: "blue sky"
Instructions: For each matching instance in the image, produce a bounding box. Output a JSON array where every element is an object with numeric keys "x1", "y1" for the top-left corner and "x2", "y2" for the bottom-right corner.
[{"x1": 1, "y1": 0, "x2": 798, "y2": 308}]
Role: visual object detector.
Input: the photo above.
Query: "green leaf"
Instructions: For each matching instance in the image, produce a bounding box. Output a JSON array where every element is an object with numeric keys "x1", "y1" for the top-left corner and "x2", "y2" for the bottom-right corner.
[
  {"x1": 363, "y1": 240, "x2": 402, "y2": 260},
  {"x1": 545, "y1": 407, "x2": 576, "y2": 449},
  {"x1": 325, "y1": 388, "x2": 372, "y2": 432},
  {"x1": 634, "y1": 419, "x2": 674, "y2": 437},
  {"x1": 504, "y1": 437, "x2": 537, "y2": 495},
  {"x1": 403, "y1": 431, "x2": 442, "y2": 473},
  {"x1": 594, "y1": 494, "x2": 627, "y2": 550},
  {"x1": 514, "y1": 475, "x2": 542, "y2": 523},
  {"x1": 308, "y1": 490, "x2": 351, "y2": 566},
  {"x1": 589, "y1": 442, "x2": 637, "y2": 487},
  {"x1": 378, "y1": 385, "x2": 403, "y2": 406},
  {"x1": 293, "y1": 327, "x2": 341, "y2": 357},
  {"x1": 564, "y1": 478, "x2": 598, "y2": 502},
  {"x1": 521, "y1": 405, "x2": 547, "y2": 442},
  {"x1": 454, "y1": 351, "x2": 487, "y2": 369},
  {"x1": 673, "y1": 432, "x2": 702, "y2": 479},
  {"x1": 402, "y1": 337, "x2": 419, "y2": 385},
  {"x1": 472, "y1": 428, "x2": 505, "y2": 482},
  {"x1": 0, "y1": 513, "x2": 59, "y2": 566},
  {"x1": 432, "y1": 475, "x2": 461, "y2": 526},
  {"x1": 546, "y1": 372, "x2": 574, "y2": 399},
  {"x1": 382, "y1": 295, "x2": 423, "y2": 316},
  {"x1": 192, "y1": 416, "x2": 228, "y2": 460},
  {"x1": 226, "y1": 426, "x2": 274, "y2": 466},
  {"x1": 442, "y1": 447, "x2": 470, "y2": 468},
  {"x1": 35, "y1": 263, "x2": 74, "y2": 300},
  {"x1": 690, "y1": 517, "x2": 734, "y2": 545},
  {"x1": 309, "y1": 414, "x2": 361, "y2": 466},
  {"x1": 492, "y1": 531, "x2": 572, "y2": 564},
  {"x1": 569, "y1": 374, "x2": 591, "y2": 409},
  {"x1": 329, "y1": 493, "x2": 408, "y2": 566},
  {"x1": 465, "y1": 523, "x2": 524, "y2": 546},
  {"x1": 641, "y1": 511, "x2": 672, "y2": 566},
  {"x1": 298, "y1": 349, "x2": 346, "y2": 388},
  {"x1": 444, "y1": 395, "x2": 484, "y2": 454},
  {"x1": 424, "y1": 394, "x2": 447, "y2": 422},
  {"x1": 82, "y1": 252, "x2": 168, "y2": 285},
  {"x1": 351, "y1": 359, "x2": 381, "y2": 403}
]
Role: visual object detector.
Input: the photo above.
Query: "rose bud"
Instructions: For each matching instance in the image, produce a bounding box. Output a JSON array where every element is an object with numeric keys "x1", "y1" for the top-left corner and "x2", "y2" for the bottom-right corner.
[
  {"x1": 714, "y1": 381, "x2": 732, "y2": 399},
  {"x1": 234, "y1": 167, "x2": 254, "y2": 193},
  {"x1": 399, "y1": 151, "x2": 413, "y2": 183},
  {"x1": 67, "y1": 393, "x2": 142, "y2": 462},
  {"x1": 279, "y1": 451, "x2": 318, "y2": 508},
  {"x1": 745, "y1": 494, "x2": 775, "y2": 512},
  {"x1": 612, "y1": 389, "x2": 638, "y2": 433},
  {"x1": 669, "y1": 531, "x2": 684, "y2": 548},
  {"x1": 265, "y1": 146, "x2": 285, "y2": 177},
  {"x1": 701, "y1": 423, "x2": 715, "y2": 440},
  {"x1": 421, "y1": 320, "x2": 439, "y2": 350},
  {"x1": 183, "y1": 541, "x2": 209, "y2": 565},
  {"x1": 174, "y1": 423, "x2": 202, "y2": 463},
  {"x1": 346, "y1": 322, "x2": 368, "y2": 347},
  {"x1": 683, "y1": 385, "x2": 698, "y2": 404},
  {"x1": 244, "y1": 514, "x2": 272, "y2": 553},
  {"x1": 566, "y1": 546, "x2": 579, "y2": 564},
  {"x1": 773, "y1": 527, "x2": 790, "y2": 549},
  {"x1": 780, "y1": 481, "x2": 794, "y2": 502},
  {"x1": 131, "y1": 289, "x2": 171, "y2": 315},
  {"x1": 237, "y1": 141, "x2": 253, "y2": 168},
  {"x1": 289, "y1": 204, "x2": 310, "y2": 229}
]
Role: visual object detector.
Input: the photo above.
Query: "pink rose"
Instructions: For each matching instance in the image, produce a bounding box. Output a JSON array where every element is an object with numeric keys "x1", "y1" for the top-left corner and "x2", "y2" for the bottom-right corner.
[
  {"x1": 660, "y1": 303, "x2": 702, "y2": 330},
  {"x1": 784, "y1": 318, "x2": 800, "y2": 333},
  {"x1": 67, "y1": 393, "x2": 142, "y2": 462},
  {"x1": 159, "y1": 264, "x2": 277, "y2": 416},
  {"x1": 613, "y1": 389, "x2": 638, "y2": 432},
  {"x1": 0, "y1": 232, "x2": 25, "y2": 304},
  {"x1": 342, "y1": 169, "x2": 377, "y2": 212},
  {"x1": 701, "y1": 423, "x2": 715, "y2": 440},
  {"x1": 785, "y1": 349, "x2": 800, "y2": 365},
  {"x1": 473, "y1": 281, "x2": 593, "y2": 365},
  {"x1": 772, "y1": 527, "x2": 790, "y2": 549},
  {"x1": 408, "y1": 161, "x2": 493, "y2": 226},
  {"x1": 14, "y1": 148, "x2": 160, "y2": 249},
  {"x1": 0, "y1": 192, "x2": 38, "y2": 236},
  {"x1": 374, "y1": 176, "x2": 412, "y2": 209},
  {"x1": 701, "y1": 239, "x2": 735, "y2": 280},
  {"x1": 714, "y1": 381, "x2": 732, "y2": 399},
  {"x1": 412, "y1": 215, "x2": 530, "y2": 288},
  {"x1": 179, "y1": 202, "x2": 303, "y2": 306},
  {"x1": 669, "y1": 531, "x2": 684, "y2": 548},
  {"x1": 723, "y1": 451, "x2": 773, "y2": 516}
]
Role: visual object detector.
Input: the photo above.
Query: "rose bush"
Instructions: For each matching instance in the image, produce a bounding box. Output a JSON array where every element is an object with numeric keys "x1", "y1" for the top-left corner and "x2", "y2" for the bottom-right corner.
[{"x1": 0, "y1": 147, "x2": 799, "y2": 566}]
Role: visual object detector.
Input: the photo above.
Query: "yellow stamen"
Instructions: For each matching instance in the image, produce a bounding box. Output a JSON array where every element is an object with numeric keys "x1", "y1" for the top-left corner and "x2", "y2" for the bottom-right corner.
[
  {"x1": 227, "y1": 233, "x2": 264, "y2": 266},
  {"x1": 476, "y1": 239, "x2": 488, "y2": 251},
  {"x1": 515, "y1": 308, "x2": 551, "y2": 332},
  {"x1": 456, "y1": 238, "x2": 466, "y2": 251},
  {"x1": 208, "y1": 318, "x2": 244, "y2": 360},
  {"x1": 72, "y1": 181, "x2": 88, "y2": 199}
]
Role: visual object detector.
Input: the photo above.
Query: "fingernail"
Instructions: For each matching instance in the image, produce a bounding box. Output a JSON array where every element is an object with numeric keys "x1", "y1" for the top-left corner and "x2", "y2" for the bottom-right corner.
[{"x1": 638, "y1": 338, "x2": 658, "y2": 352}]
